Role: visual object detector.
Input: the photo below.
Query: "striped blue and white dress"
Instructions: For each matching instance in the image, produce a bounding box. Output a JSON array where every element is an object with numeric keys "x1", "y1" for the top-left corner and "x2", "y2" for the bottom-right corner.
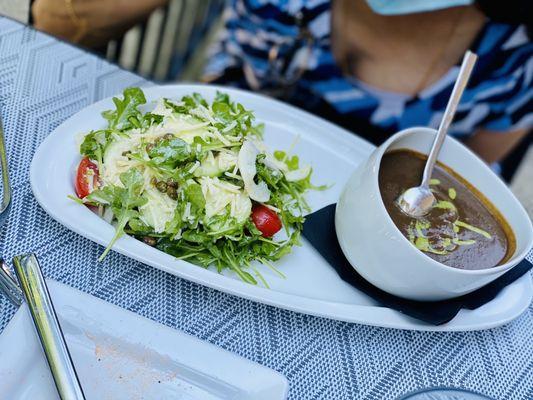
[{"x1": 204, "y1": 0, "x2": 532, "y2": 146}]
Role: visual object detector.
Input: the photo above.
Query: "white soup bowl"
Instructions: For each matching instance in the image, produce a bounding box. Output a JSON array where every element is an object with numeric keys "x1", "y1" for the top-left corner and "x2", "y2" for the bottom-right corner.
[{"x1": 335, "y1": 127, "x2": 533, "y2": 301}]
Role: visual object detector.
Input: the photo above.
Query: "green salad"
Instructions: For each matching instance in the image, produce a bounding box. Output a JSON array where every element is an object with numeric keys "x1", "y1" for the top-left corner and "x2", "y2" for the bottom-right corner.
[{"x1": 73, "y1": 87, "x2": 323, "y2": 285}]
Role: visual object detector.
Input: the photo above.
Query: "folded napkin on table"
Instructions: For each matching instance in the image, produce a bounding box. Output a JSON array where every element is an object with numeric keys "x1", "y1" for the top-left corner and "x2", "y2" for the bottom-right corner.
[{"x1": 302, "y1": 204, "x2": 532, "y2": 325}]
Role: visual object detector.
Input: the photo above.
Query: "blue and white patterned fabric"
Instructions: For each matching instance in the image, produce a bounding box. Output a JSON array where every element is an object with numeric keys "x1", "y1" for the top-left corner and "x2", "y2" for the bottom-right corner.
[
  {"x1": 0, "y1": 17, "x2": 532, "y2": 400},
  {"x1": 205, "y1": 0, "x2": 533, "y2": 145}
]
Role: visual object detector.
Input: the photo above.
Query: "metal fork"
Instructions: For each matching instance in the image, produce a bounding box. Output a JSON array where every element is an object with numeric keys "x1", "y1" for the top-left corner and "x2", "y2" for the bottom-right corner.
[
  {"x1": 0, "y1": 114, "x2": 11, "y2": 229},
  {"x1": 0, "y1": 258, "x2": 23, "y2": 306}
]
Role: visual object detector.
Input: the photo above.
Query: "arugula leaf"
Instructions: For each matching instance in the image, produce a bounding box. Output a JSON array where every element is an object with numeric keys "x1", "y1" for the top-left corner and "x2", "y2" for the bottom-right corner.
[
  {"x1": 127, "y1": 218, "x2": 151, "y2": 234},
  {"x1": 212, "y1": 101, "x2": 232, "y2": 122},
  {"x1": 161, "y1": 200, "x2": 186, "y2": 238},
  {"x1": 101, "y1": 87, "x2": 147, "y2": 131},
  {"x1": 148, "y1": 137, "x2": 191, "y2": 167},
  {"x1": 141, "y1": 112, "x2": 163, "y2": 129},
  {"x1": 192, "y1": 93, "x2": 208, "y2": 107},
  {"x1": 185, "y1": 183, "x2": 205, "y2": 210},
  {"x1": 182, "y1": 230, "x2": 207, "y2": 243},
  {"x1": 80, "y1": 130, "x2": 112, "y2": 166},
  {"x1": 170, "y1": 93, "x2": 209, "y2": 111},
  {"x1": 163, "y1": 98, "x2": 190, "y2": 114},
  {"x1": 86, "y1": 169, "x2": 147, "y2": 260},
  {"x1": 214, "y1": 91, "x2": 230, "y2": 104}
]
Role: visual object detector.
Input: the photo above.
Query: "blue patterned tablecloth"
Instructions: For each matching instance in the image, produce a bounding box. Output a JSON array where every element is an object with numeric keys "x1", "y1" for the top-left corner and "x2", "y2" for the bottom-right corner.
[{"x1": 0, "y1": 17, "x2": 531, "y2": 400}]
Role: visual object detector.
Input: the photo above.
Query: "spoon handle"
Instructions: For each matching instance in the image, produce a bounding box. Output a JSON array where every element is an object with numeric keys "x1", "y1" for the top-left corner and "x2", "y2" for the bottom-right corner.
[{"x1": 421, "y1": 51, "x2": 478, "y2": 188}]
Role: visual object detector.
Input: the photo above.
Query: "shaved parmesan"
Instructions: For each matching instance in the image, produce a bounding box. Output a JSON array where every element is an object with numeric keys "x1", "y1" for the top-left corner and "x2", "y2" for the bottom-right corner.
[
  {"x1": 152, "y1": 99, "x2": 173, "y2": 117},
  {"x1": 253, "y1": 140, "x2": 287, "y2": 172},
  {"x1": 284, "y1": 165, "x2": 311, "y2": 182},
  {"x1": 200, "y1": 177, "x2": 252, "y2": 222},
  {"x1": 232, "y1": 192, "x2": 252, "y2": 223},
  {"x1": 139, "y1": 188, "x2": 178, "y2": 233},
  {"x1": 238, "y1": 140, "x2": 270, "y2": 202}
]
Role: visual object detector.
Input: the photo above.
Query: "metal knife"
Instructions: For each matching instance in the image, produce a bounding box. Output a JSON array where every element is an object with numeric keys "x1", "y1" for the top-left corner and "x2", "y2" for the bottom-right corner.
[{"x1": 12, "y1": 254, "x2": 86, "y2": 400}]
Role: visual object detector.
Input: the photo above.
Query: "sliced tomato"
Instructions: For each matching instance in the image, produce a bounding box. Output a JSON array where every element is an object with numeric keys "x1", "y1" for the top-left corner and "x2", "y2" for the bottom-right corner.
[
  {"x1": 251, "y1": 204, "x2": 282, "y2": 237},
  {"x1": 75, "y1": 157, "x2": 99, "y2": 198}
]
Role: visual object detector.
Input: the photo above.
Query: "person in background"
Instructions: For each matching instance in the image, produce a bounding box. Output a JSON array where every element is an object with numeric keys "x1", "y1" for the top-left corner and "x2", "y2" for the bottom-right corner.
[
  {"x1": 31, "y1": 0, "x2": 167, "y2": 47},
  {"x1": 32, "y1": 0, "x2": 532, "y2": 165},
  {"x1": 203, "y1": 0, "x2": 532, "y2": 165}
]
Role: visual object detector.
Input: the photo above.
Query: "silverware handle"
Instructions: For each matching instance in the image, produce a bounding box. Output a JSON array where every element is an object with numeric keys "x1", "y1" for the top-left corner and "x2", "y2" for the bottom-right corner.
[
  {"x1": 421, "y1": 50, "x2": 478, "y2": 187},
  {"x1": 0, "y1": 259, "x2": 23, "y2": 307},
  {"x1": 13, "y1": 254, "x2": 86, "y2": 400},
  {"x1": 0, "y1": 116, "x2": 12, "y2": 223}
]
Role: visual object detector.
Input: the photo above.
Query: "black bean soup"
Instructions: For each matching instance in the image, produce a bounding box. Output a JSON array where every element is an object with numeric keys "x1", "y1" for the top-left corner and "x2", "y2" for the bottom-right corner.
[{"x1": 379, "y1": 150, "x2": 515, "y2": 270}]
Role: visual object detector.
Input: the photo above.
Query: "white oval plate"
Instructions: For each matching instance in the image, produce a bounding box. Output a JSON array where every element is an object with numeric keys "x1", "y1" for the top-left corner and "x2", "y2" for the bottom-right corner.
[{"x1": 30, "y1": 84, "x2": 532, "y2": 331}]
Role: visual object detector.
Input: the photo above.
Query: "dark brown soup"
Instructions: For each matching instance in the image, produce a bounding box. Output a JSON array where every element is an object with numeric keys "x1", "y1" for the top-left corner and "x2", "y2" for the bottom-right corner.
[{"x1": 379, "y1": 150, "x2": 515, "y2": 270}]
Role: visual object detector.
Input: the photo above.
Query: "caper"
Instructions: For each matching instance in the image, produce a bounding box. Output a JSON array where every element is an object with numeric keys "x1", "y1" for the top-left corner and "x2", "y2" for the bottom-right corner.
[
  {"x1": 121, "y1": 151, "x2": 131, "y2": 157},
  {"x1": 142, "y1": 236, "x2": 157, "y2": 247},
  {"x1": 156, "y1": 181, "x2": 168, "y2": 193},
  {"x1": 163, "y1": 133, "x2": 174, "y2": 140},
  {"x1": 150, "y1": 177, "x2": 158, "y2": 186},
  {"x1": 167, "y1": 186, "x2": 178, "y2": 199},
  {"x1": 167, "y1": 179, "x2": 178, "y2": 188},
  {"x1": 146, "y1": 143, "x2": 154, "y2": 152}
]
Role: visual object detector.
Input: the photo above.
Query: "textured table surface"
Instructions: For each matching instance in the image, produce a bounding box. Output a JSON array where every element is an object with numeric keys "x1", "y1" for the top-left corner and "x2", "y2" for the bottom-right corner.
[{"x1": 0, "y1": 18, "x2": 532, "y2": 400}]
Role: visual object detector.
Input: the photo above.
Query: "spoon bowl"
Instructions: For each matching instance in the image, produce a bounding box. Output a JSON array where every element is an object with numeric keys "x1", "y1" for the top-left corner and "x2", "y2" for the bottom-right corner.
[{"x1": 397, "y1": 186, "x2": 435, "y2": 217}]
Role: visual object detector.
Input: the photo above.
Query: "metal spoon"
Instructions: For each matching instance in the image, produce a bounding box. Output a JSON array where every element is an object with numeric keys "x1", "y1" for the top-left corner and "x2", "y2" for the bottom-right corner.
[{"x1": 397, "y1": 51, "x2": 478, "y2": 217}]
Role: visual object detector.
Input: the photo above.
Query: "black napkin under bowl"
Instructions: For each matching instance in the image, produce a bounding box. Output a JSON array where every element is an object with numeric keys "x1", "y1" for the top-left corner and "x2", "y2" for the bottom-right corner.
[{"x1": 303, "y1": 204, "x2": 532, "y2": 325}]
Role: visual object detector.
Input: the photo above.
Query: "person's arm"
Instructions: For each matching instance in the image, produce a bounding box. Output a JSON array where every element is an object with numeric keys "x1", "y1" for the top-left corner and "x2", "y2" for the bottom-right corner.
[
  {"x1": 32, "y1": 0, "x2": 168, "y2": 47},
  {"x1": 465, "y1": 128, "x2": 530, "y2": 164}
]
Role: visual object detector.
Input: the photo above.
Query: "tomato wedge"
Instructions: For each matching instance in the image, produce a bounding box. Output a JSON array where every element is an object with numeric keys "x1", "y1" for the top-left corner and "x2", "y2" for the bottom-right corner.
[
  {"x1": 75, "y1": 157, "x2": 99, "y2": 198},
  {"x1": 251, "y1": 204, "x2": 282, "y2": 237}
]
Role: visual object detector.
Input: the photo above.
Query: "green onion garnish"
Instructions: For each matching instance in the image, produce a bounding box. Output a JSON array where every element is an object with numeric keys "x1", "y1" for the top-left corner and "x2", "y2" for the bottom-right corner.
[
  {"x1": 455, "y1": 220, "x2": 492, "y2": 239},
  {"x1": 434, "y1": 200, "x2": 457, "y2": 212},
  {"x1": 448, "y1": 188, "x2": 456, "y2": 200}
]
